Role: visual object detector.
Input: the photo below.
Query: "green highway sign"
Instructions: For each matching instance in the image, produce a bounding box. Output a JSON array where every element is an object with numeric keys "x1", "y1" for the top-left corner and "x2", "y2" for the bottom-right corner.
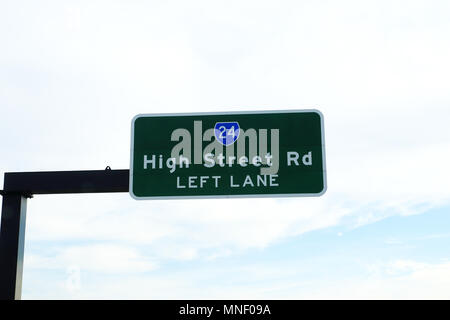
[{"x1": 130, "y1": 110, "x2": 326, "y2": 199}]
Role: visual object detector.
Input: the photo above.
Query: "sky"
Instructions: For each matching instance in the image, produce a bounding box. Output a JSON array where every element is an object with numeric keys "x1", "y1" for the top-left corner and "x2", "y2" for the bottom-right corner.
[{"x1": 1, "y1": 0, "x2": 450, "y2": 299}]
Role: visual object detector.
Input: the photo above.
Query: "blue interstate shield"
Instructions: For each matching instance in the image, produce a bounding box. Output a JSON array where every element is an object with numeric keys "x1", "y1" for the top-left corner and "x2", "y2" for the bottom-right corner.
[{"x1": 214, "y1": 122, "x2": 240, "y2": 146}]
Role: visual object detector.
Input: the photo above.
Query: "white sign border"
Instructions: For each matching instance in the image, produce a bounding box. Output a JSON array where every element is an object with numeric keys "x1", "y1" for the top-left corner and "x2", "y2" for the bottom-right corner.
[{"x1": 129, "y1": 109, "x2": 327, "y2": 200}]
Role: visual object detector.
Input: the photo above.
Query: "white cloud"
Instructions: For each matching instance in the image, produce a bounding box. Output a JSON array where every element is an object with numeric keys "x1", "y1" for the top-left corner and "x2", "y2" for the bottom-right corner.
[
  {"x1": 332, "y1": 259, "x2": 450, "y2": 299},
  {"x1": 23, "y1": 256, "x2": 450, "y2": 299},
  {"x1": 24, "y1": 194, "x2": 351, "y2": 257},
  {"x1": 203, "y1": 259, "x2": 450, "y2": 299},
  {"x1": 26, "y1": 243, "x2": 157, "y2": 274}
]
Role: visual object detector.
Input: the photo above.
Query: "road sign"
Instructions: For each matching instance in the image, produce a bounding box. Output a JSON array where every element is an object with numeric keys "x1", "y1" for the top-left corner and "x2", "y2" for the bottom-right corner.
[{"x1": 130, "y1": 110, "x2": 326, "y2": 199}]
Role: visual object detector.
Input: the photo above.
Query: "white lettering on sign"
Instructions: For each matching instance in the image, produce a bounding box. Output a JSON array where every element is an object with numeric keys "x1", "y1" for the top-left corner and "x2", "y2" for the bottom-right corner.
[
  {"x1": 287, "y1": 151, "x2": 312, "y2": 166},
  {"x1": 175, "y1": 175, "x2": 280, "y2": 189},
  {"x1": 145, "y1": 151, "x2": 312, "y2": 173}
]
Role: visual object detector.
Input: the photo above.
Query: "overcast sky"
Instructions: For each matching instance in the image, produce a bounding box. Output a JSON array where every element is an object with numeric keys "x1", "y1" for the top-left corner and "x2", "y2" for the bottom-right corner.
[{"x1": 1, "y1": 0, "x2": 450, "y2": 299}]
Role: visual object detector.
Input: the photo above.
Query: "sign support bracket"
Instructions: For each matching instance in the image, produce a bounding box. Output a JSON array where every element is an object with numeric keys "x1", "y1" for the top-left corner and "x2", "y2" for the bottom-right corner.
[{"x1": 0, "y1": 169, "x2": 129, "y2": 300}]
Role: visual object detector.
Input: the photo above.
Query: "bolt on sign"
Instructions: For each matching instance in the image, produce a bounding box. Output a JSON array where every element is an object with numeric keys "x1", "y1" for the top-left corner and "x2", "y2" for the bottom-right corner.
[{"x1": 130, "y1": 110, "x2": 326, "y2": 199}]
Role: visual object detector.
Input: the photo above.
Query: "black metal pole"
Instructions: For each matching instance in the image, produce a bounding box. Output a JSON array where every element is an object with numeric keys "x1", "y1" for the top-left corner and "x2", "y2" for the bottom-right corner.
[
  {"x1": 0, "y1": 194, "x2": 28, "y2": 300},
  {"x1": 0, "y1": 169, "x2": 129, "y2": 300}
]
